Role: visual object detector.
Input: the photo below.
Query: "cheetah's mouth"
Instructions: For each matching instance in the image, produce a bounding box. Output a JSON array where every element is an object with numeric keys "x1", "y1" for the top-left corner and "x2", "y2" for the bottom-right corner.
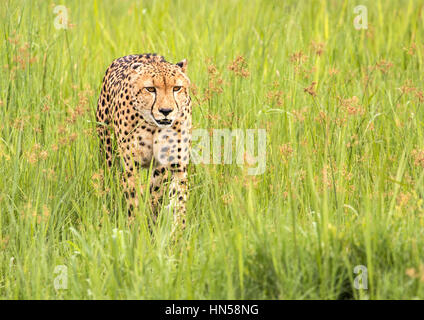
[
  {"x1": 155, "y1": 119, "x2": 172, "y2": 126},
  {"x1": 151, "y1": 116, "x2": 175, "y2": 128},
  {"x1": 149, "y1": 113, "x2": 174, "y2": 128}
]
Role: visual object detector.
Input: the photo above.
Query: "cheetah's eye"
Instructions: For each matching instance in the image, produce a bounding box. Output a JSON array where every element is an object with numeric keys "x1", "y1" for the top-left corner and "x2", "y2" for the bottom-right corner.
[
  {"x1": 173, "y1": 86, "x2": 182, "y2": 92},
  {"x1": 145, "y1": 87, "x2": 156, "y2": 93}
]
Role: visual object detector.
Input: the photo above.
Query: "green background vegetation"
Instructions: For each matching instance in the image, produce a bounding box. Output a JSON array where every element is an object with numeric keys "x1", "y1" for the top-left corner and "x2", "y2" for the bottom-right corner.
[{"x1": 1, "y1": 0, "x2": 424, "y2": 299}]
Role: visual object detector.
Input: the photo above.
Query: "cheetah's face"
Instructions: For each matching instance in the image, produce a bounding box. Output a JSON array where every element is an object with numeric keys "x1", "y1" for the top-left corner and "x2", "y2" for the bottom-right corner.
[{"x1": 132, "y1": 59, "x2": 190, "y2": 128}]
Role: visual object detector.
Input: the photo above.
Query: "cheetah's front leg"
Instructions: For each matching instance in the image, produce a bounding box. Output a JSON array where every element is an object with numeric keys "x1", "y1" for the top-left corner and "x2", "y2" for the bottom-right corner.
[
  {"x1": 149, "y1": 164, "x2": 188, "y2": 231},
  {"x1": 168, "y1": 167, "x2": 189, "y2": 231},
  {"x1": 150, "y1": 165, "x2": 169, "y2": 222}
]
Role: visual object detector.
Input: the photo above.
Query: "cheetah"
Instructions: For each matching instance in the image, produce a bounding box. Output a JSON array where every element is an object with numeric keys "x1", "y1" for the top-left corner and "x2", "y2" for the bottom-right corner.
[{"x1": 96, "y1": 54, "x2": 192, "y2": 231}]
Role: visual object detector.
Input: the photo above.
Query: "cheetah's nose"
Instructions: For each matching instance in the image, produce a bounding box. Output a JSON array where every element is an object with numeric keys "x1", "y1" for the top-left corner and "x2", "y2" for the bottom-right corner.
[{"x1": 159, "y1": 108, "x2": 173, "y2": 117}]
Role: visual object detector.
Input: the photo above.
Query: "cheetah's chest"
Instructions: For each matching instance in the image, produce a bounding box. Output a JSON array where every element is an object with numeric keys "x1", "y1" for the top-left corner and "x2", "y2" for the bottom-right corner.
[
  {"x1": 152, "y1": 123, "x2": 191, "y2": 167},
  {"x1": 125, "y1": 119, "x2": 191, "y2": 169}
]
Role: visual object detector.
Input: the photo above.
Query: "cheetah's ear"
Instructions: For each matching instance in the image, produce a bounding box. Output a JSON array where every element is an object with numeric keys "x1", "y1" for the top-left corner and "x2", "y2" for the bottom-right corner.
[
  {"x1": 176, "y1": 59, "x2": 188, "y2": 73},
  {"x1": 131, "y1": 63, "x2": 143, "y2": 74}
]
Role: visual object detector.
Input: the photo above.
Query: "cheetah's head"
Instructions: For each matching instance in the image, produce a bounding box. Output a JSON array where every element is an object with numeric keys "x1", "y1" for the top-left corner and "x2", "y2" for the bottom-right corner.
[{"x1": 131, "y1": 57, "x2": 191, "y2": 128}]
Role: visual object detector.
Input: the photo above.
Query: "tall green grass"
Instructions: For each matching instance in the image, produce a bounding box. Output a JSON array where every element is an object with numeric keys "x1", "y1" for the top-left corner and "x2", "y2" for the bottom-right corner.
[{"x1": 1, "y1": 0, "x2": 424, "y2": 299}]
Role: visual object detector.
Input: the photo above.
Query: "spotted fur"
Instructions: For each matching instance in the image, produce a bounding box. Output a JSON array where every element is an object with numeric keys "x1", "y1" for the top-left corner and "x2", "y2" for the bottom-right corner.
[{"x1": 96, "y1": 54, "x2": 192, "y2": 230}]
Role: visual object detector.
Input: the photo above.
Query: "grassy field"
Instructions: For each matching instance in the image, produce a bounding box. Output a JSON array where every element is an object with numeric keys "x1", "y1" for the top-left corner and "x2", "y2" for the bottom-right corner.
[{"x1": 1, "y1": 0, "x2": 424, "y2": 299}]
